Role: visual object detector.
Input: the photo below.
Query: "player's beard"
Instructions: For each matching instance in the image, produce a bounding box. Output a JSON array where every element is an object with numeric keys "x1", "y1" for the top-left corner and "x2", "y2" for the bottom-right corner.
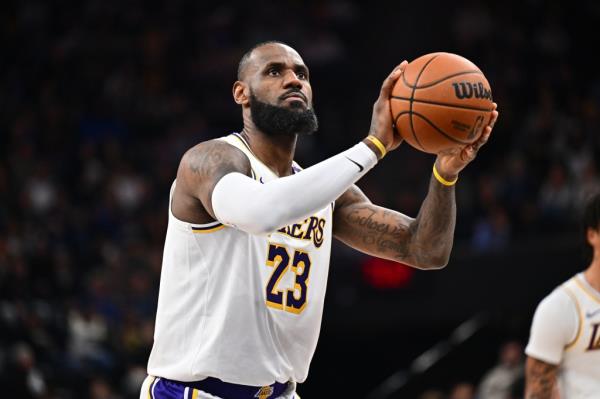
[{"x1": 249, "y1": 93, "x2": 318, "y2": 137}]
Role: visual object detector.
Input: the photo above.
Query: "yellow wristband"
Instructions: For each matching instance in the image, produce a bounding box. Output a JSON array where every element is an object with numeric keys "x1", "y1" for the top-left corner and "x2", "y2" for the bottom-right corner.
[
  {"x1": 433, "y1": 164, "x2": 458, "y2": 186},
  {"x1": 366, "y1": 135, "x2": 387, "y2": 158}
]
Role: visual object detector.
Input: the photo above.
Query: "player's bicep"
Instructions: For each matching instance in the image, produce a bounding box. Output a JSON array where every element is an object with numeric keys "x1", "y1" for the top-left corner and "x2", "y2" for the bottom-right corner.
[
  {"x1": 525, "y1": 356, "x2": 559, "y2": 399},
  {"x1": 333, "y1": 185, "x2": 418, "y2": 264},
  {"x1": 178, "y1": 140, "x2": 252, "y2": 219}
]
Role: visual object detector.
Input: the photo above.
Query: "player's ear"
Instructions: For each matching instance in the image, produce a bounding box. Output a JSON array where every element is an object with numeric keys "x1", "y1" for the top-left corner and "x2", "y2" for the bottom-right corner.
[
  {"x1": 233, "y1": 81, "x2": 250, "y2": 106},
  {"x1": 587, "y1": 227, "x2": 599, "y2": 246}
]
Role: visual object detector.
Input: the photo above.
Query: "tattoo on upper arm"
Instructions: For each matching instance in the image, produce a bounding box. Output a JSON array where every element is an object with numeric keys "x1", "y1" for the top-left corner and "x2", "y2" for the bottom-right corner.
[
  {"x1": 182, "y1": 140, "x2": 250, "y2": 214},
  {"x1": 188, "y1": 151, "x2": 221, "y2": 175},
  {"x1": 526, "y1": 357, "x2": 558, "y2": 399}
]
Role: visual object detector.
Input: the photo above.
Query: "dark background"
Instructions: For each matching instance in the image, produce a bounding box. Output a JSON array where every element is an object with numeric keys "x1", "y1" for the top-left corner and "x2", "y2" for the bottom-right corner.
[{"x1": 2, "y1": 0, "x2": 600, "y2": 398}]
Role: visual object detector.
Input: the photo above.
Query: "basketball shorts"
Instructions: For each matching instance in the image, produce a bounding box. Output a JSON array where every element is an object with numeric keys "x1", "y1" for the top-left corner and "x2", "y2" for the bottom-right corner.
[{"x1": 140, "y1": 375, "x2": 300, "y2": 399}]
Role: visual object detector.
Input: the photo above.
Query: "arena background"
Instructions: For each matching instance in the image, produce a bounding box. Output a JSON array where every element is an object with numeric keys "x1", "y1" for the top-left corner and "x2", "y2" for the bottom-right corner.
[{"x1": 2, "y1": 1, "x2": 599, "y2": 398}]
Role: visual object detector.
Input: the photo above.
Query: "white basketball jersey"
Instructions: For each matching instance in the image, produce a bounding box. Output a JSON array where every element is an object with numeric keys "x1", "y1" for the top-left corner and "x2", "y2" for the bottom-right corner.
[
  {"x1": 558, "y1": 274, "x2": 600, "y2": 398},
  {"x1": 147, "y1": 133, "x2": 334, "y2": 386}
]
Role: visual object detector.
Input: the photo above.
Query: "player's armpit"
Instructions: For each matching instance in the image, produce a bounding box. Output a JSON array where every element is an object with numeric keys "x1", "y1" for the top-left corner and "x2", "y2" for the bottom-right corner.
[
  {"x1": 176, "y1": 139, "x2": 252, "y2": 219},
  {"x1": 333, "y1": 180, "x2": 454, "y2": 270},
  {"x1": 525, "y1": 356, "x2": 559, "y2": 399}
]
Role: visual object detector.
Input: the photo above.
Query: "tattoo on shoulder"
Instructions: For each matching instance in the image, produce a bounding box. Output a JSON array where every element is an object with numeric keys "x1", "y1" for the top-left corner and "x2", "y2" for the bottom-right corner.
[{"x1": 186, "y1": 140, "x2": 249, "y2": 180}]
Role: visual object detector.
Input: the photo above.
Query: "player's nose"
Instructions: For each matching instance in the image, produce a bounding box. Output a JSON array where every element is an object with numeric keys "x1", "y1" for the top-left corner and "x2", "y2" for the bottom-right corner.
[{"x1": 282, "y1": 70, "x2": 303, "y2": 90}]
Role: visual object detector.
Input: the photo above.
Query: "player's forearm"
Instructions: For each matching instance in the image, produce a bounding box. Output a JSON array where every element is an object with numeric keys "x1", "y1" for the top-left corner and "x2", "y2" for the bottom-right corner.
[
  {"x1": 409, "y1": 174, "x2": 456, "y2": 268},
  {"x1": 212, "y1": 142, "x2": 378, "y2": 235},
  {"x1": 332, "y1": 181, "x2": 452, "y2": 269}
]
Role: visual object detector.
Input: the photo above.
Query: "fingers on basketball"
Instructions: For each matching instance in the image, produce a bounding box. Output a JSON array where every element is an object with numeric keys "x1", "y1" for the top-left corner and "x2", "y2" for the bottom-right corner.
[
  {"x1": 473, "y1": 108, "x2": 499, "y2": 151},
  {"x1": 381, "y1": 61, "x2": 408, "y2": 95}
]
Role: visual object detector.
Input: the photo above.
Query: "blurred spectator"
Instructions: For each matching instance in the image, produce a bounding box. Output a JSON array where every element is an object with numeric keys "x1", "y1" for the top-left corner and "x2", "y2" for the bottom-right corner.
[
  {"x1": 448, "y1": 382, "x2": 476, "y2": 399},
  {"x1": 90, "y1": 378, "x2": 122, "y2": 399},
  {"x1": 451, "y1": 1, "x2": 494, "y2": 47},
  {"x1": 123, "y1": 365, "x2": 148, "y2": 399},
  {"x1": 471, "y1": 206, "x2": 511, "y2": 253},
  {"x1": 539, "y1": 162, "x2": 574, "y2": 225},
  {"x1": 477, "y1": 341, "x2": 524, "y2": 399},
  {"x1": 67, "y1": 306, "x2": 113, "y2": 372},
  {"x1": 419, "y1": 389, "x2": 446, "y2": 399},
  {"x1": 572, "y1": 160, "x2": 600, "y2": 206},
  {"x1": 25, "y1": 164, "x2": 58, "y2": 215},
  {"x1": 2, "y1": 342, "x2": 47, "y2": 398},
  {"x1": 506, "y1": 375, "x2": 525, "y2": 399}
]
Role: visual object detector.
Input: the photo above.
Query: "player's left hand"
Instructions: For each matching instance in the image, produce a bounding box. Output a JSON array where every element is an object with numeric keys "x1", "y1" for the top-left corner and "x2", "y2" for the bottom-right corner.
[{"x1": 434, "y1": 103, "x2": 498, "y2": 180}]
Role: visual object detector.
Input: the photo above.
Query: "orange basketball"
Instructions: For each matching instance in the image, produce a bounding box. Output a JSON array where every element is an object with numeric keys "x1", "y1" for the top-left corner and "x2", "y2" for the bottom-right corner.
[{"x1": 390, "y1": 52, "x2": 494, "y2": 154}]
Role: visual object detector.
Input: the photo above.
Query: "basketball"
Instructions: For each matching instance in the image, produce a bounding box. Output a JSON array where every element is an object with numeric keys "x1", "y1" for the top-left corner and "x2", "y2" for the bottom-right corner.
[{"x1": 390, "y1": 52, "x2": 494, "y2": 154}]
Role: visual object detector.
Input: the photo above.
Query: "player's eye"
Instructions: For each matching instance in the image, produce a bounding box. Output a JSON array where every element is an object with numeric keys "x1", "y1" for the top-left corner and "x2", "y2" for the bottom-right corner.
[
  {"x1": 297, "y1": 71, "x2": 307, "y2": 80},
  {"x1": 267, "y1": 68, "x2": 280, "y2": 76}
]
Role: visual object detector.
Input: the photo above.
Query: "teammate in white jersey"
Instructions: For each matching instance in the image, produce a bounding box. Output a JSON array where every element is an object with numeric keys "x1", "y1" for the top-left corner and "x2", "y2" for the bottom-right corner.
[
  {"x1": 525, "y1": 193, "x2": 600, "y2": 398},
  {"x1": 141, "y1": 41, "x2": 498, "y2": 399}
]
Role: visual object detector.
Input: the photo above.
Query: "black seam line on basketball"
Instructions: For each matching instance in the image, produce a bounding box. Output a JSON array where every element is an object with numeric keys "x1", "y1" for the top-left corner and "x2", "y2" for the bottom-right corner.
[
  {"x1": 394, "y1": 111, "x2": 411, "y2": 142},
  {"x1": 394, "y1": 110, "x2": 470, "y2": 145},
  {"x1": 411, "y1": 112, "x2": 471, "y2": 145},
  {"x1": 391, "y1": 96, "x2": 494, "y2": 112},
  {"x1": 409, "y1": 55, "x2": 440, "y2": 152},
  {"x1": 401, "y1": 70, "x2": 483, "y2": 89},
  {"x1": 394, "y1": 111, "x2": 412, "y2": 127},
  {"x1": 344, "y1": 156, "x2": 364, "y2": 172}
]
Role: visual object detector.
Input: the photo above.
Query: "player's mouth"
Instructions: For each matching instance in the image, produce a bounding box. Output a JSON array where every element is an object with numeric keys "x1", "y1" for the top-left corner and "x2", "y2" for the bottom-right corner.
[{"x1": 280, "y1": 91, "x2": 307, "y2": 105}]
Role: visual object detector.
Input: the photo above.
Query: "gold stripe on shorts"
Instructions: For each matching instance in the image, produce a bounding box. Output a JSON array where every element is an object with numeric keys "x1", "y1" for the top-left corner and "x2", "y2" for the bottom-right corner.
[{"x1": 147, "y1": 376, "x2": 156, "y2": 399}]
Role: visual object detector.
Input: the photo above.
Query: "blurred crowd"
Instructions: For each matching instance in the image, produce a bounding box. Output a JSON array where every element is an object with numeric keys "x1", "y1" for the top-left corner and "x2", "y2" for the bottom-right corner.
[
  {"x1": 1, "y1": 0, "x2": 600, "y2": 397},
  {"x1": 418, "y1": 341, "x2": 525, "y2": 399}
]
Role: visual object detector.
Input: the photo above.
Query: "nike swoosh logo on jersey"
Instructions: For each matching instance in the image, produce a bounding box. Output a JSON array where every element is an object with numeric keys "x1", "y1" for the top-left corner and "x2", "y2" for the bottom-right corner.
[
  {"x1": 586, "y1": 309, "x2": 600, "y2": 318},
  {"x1": 345, "y1": 156, "x2": 364, "y2": 172}
]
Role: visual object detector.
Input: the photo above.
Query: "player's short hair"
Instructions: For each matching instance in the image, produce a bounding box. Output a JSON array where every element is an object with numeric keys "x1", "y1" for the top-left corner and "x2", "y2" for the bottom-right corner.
[
  {"x1": 237, "y1": 40, "x2": 290, "y2": 81},
  {"x1": 582, "y1": 192, "x2": 600, "y2": 261}
]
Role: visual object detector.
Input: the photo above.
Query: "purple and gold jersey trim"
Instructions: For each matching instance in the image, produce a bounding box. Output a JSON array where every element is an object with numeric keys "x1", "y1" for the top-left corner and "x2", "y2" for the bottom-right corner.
[
  {"x1": 574, "y1": 276, "x2": 600, "y2": 305},
  {"x1": 232, "y1": 132, "x2": 253, "y2": 153},
  {"x1": 231, "y1": 133, "x2": 299, "y2": 179},
  {"x1": 563, "y1": 285, "x2": 583, "y2": 351},
  {"x1": 191, "y1": 222, "x2": 225, "y2": 234},
  {"x1": 228, "y1": 132, "x2": 258, "y2": 180}
]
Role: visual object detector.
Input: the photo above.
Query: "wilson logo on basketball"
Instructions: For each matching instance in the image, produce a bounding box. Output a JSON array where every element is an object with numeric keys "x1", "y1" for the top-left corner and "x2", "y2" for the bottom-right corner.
[{"x1": 452, "y1": 82, "x2": 492, "y2": 100}]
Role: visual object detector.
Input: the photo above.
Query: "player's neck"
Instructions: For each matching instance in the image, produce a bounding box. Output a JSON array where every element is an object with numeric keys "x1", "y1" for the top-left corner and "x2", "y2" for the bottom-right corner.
[
  {"x1": 241, "y1": 127, "x2": 297, "y2": 177},
  {"x1": 584, "y1": 255, "x2": 600, "y2": 292}
]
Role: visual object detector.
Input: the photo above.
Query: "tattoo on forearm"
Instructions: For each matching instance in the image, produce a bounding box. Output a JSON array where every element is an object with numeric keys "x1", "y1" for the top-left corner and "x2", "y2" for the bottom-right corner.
[
  {"x1": 410, "y1": 175, "x2": 456, "y2": 265},
  {"x1": 345, "y1": 205, "x2": 412, "y2": 260},
  {"x1": 526, "y1": 358, "x2": 558, "y2": 399},
  {"x1": 335, "y1": 177, "x2": 456, "y2": 268}
]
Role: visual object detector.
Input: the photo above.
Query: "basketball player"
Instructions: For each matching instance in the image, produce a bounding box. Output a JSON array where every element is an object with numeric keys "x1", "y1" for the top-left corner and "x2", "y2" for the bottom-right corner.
[
  {"x1": 140, "y1": 41, "x2": 499, "y2": 399},
  {"x1": 525, "y1": 192, "x2": 600, "y2": 398}
]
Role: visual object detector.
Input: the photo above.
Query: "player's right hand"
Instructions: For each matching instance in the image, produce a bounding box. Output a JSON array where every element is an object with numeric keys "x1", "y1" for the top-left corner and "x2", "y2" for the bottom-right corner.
[
  {"x1": 435, "y1": 103, "x2": 498, "y2": 179},
  {"x1": 368, "y1": 61, "x2": 408, "y2": 152}
]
